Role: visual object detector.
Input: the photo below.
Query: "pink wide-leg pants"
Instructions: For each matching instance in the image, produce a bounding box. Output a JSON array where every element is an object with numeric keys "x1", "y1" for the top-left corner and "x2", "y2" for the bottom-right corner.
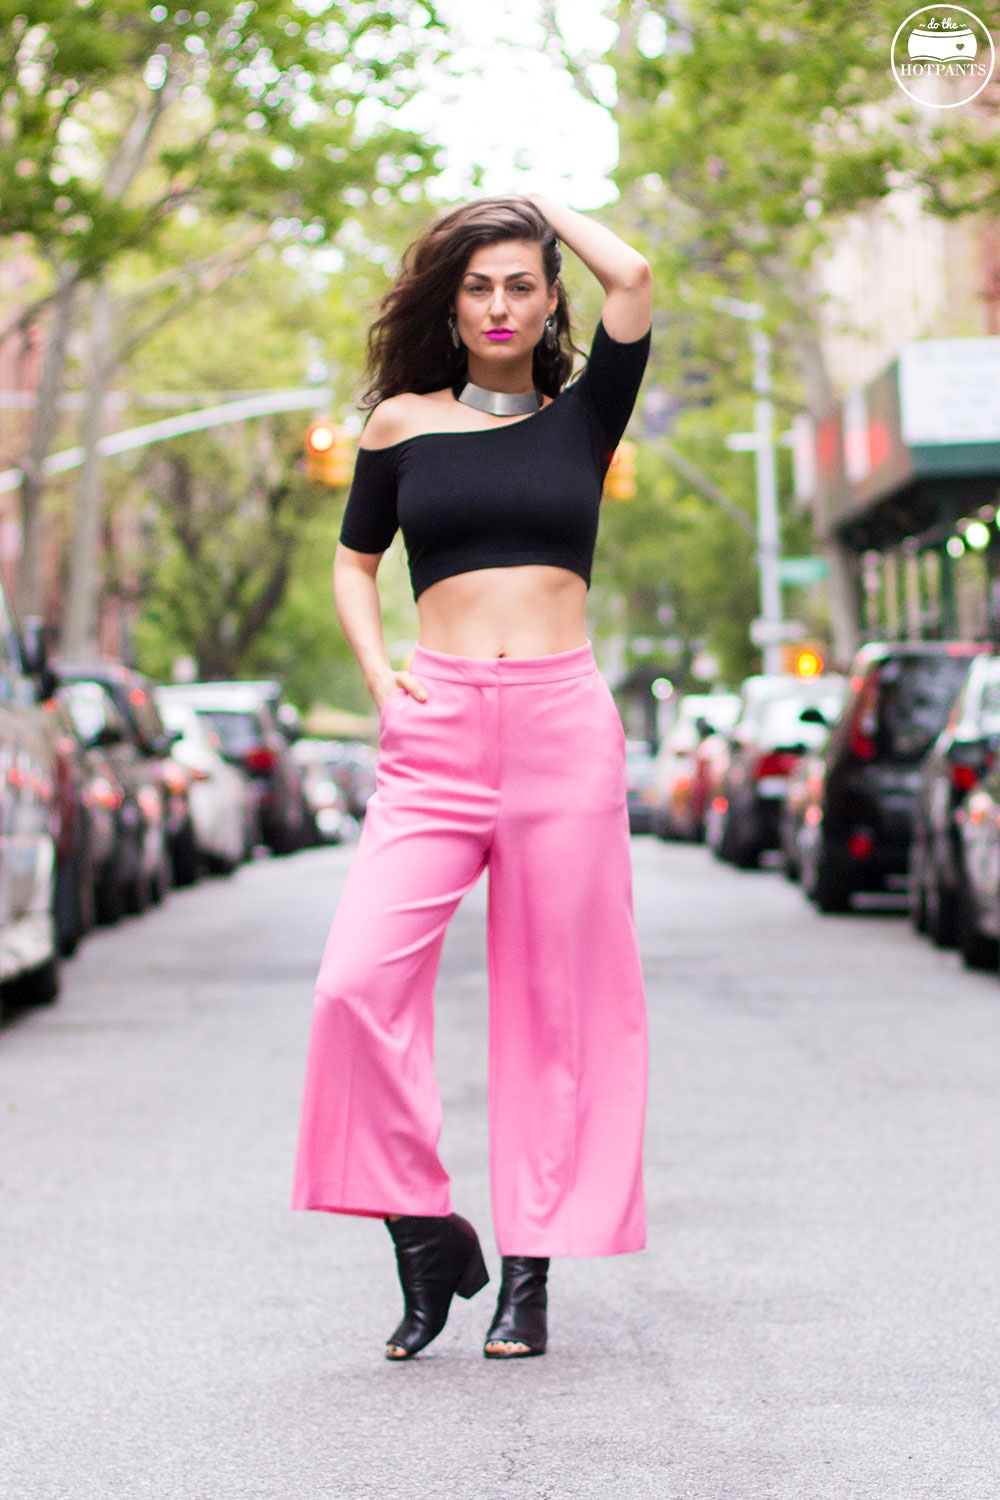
[{"x1": 292, "y1": 642, "x2": 648, "y2": 1256}]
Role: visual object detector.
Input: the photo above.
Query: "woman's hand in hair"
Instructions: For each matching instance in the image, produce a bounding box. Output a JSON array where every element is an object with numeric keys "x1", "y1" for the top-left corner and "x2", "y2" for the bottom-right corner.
[{"x1": 523, "y1": 195, "x2": 652, "y2": 344}]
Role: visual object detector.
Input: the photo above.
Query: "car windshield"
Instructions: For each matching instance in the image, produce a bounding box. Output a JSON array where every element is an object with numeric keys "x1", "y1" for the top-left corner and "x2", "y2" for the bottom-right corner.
[
  {"x1": 159, "y1": 700, "x2": 203, "y2": 745},
  {"x1": 195, "y1": 708, "x2": 262, "y2": 756},
  {"x1": 757, "y1": 694, "x2": 840, "y2": 750},
  {"x1": 63, "y1": 680, "x2": 127, "y2": 746},
  {"x1": 877, "y1": 655, "x2": 975, "y2": 761},
  {"x1": 975, "y1": 668, "x2": 1000, "y2": 733}
]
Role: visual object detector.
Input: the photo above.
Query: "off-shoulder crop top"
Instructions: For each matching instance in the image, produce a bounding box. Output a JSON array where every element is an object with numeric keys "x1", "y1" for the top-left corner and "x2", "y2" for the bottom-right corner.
[{"x1": 339, "y1": 320, "x2": 650, "y2": 600}]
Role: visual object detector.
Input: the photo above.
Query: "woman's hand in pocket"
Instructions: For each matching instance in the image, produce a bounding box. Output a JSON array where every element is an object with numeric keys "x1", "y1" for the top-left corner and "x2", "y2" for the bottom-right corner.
[{"x1": 371, "y1": 669, "x2": 429, "y2": 714}]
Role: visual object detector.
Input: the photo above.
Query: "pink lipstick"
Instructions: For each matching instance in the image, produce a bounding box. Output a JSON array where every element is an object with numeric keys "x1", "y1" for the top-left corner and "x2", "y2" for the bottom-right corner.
[{"x1": 486, "y1": 329, "x2": 514, "y2": 342}]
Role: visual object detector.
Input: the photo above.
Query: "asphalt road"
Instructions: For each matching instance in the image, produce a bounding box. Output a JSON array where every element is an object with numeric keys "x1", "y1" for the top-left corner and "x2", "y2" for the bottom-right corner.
[{"x1": 3, "y1": 837, "x2": 1000, "y2": 1499}]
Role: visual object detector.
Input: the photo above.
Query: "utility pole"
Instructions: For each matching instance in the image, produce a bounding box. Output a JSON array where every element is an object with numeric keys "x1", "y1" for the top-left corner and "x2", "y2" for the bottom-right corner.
[
  {"x1": 751, "y1": 325, "x2": 784, "y2": 675},
  {"x1": 717, "y1": 299, "x2": 791, "y2": 675}
]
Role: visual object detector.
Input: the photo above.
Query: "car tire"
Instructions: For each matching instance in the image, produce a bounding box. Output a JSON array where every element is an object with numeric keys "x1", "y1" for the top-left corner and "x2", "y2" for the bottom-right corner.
[
  {"x1": 54, "y1": 847, "x2": 83, "y2": 957},
  {"x1": 151, "y1": 845, "x2": 172, "y2": 906},
  {"x1": 909, "y1": 860, "x2": 928, "y2": 935},
  {"x1": 732, "y1": 840, "x2": 761, "y2": 870},
  {"x1": 170, "y1": 821, "x2": 200, "y2": 887},
  {"x1": 3, "y1": 953, "x2": 60, "y2": 1010},
  {"x1": 122, "y1": 851, "x2": 153, "y2": 915},
  {"x1": 957, "y1": 879, "x2": 999, "y2": 970},
  {"x1": 715, "y1": 811, "x2": 739, "y2": 864},
  {"x1": 94, "y1": 848, "x2": 126, "y2": 925},
  {"x1": 269, "y1": 821, "x2": 301, "y2": 857},
  {"x1": 927, "y1": 868, "x2": 959, "y2": 949},
  {"x1": 805, "y1": 844, "x2": 853, "y2": 914}
]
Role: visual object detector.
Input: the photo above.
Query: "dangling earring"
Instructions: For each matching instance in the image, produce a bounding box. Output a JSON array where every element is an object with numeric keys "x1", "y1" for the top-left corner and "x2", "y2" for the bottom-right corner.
[
  {"x1": 543, "y1": 315, "x2": 558, "y2": 352},
  {"x1": 448, "y1": 313, "x2": 461, "y2": 350}
]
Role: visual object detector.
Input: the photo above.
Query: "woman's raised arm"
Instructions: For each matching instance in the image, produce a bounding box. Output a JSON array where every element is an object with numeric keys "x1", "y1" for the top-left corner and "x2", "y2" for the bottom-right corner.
[{"x1": 526, "y1": 195, "x2": 652, "y2": 344}]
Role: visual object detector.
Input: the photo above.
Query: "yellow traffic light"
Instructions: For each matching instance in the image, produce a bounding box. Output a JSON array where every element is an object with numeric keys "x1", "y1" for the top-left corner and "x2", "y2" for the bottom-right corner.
[
  {"x1": 783, "y1": 642, "x2": 825, "y2": 678},
  {"x1": 305, "y1": 420, "x2": 355, "y2": 486},
  {"x1": 604, "y1": 440, "x2": 637, "y2": 502}
]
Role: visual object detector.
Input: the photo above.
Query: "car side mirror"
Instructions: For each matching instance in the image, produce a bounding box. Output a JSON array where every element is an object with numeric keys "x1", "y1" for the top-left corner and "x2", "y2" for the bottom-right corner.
[{"x1": 21, "y1": 615, "x2": 58, "y2": 701}]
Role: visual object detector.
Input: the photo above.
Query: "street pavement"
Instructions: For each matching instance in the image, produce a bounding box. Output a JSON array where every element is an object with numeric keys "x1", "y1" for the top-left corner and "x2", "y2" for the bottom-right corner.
[{"x1": 3, "y1": 837, "x2": 1000, "y2": 1499}]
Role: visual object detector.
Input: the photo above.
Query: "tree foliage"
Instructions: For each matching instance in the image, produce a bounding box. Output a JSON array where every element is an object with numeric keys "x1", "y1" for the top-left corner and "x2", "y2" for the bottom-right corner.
[
  {"x1": 0, "y1": 0, "x2": 442, "y2": 271},
  {"x1": 1, "y1": 0, "x2": 443, "y2": 613},
  {"x1": 611, "y1": 0, "x2": 1000, "y2": 401},
  {"x1": 592, "y1": 0, "x2": 1000, "y2": 676}
]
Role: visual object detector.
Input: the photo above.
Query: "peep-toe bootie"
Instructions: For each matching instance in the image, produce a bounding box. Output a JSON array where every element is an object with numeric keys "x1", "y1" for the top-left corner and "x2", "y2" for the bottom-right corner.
[
  {"x1": 385, "y1": 1213, "x2": 489, "y2": 1360},
  {"x1": 483, "y1": 1255, "x2": 549, "y2": 1358}
]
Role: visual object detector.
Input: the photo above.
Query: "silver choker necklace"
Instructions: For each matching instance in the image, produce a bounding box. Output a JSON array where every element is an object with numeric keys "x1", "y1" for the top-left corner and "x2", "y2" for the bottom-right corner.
[{"x1": 457, "y1": 381, "x2": 541, "y2": 417}]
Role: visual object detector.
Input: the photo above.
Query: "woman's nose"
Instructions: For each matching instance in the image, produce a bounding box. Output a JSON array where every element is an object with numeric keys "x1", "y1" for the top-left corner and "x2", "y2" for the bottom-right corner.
[{"x1": 489, "y1": 287, "x2": 508, "y2": 318}]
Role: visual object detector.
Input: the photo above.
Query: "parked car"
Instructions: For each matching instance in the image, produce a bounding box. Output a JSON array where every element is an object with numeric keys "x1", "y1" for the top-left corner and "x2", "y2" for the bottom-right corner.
[
  {"x1": 778, "y1": 696, "x2": 847, "y2": 882},
  {"x1": 709, "y1": 675, "x2": 846, "y2": 869},
  {"x1": 779, "y1": 738, "x2": 825, "y2": 883},
  {"x1": 954, "y1": 755, "x2": 1000, "y2": 970},
  {"x1": 291, "y1": 739, "x2": 355, "y2": 844},
  {"x1": 58, "y1": 665, "x2": 183, "y2": 913},
  {"x1": 625, "y1": 739, "x2": 657, "y2": 834},
  {"x1": 799, "y1": 642, "x2": 988, "y2": 913},
  {"x1": 39, "y1": 692, "x2": 98, "y2": 955},
  {"x1": 157, "y1": 682, "x2": 307, "y2": 855},
  {"x1": 0, "y1": 613, "x2": 61, "y2": 1013},
  {"x1": 651, "y1": 692, "x2": 741, "y2": 840},
  {"x1": 910, "y1": 652, "x2": 1000, "y2": 949},
  {"x1": 322, "y1": 739, "x2": 377, "y2": 821},
  {"x1": 156, "y1": 696, "x2": 253, "y2": 874}
]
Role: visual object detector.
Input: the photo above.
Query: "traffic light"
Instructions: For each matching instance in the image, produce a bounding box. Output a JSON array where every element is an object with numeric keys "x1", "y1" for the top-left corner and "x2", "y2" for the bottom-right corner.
[
  {"x1": 782, "y1": 642, "x2": 825, "y2": 678},
  {"x1": 604, "y1": 440, "x2": 637, "y2": 501},
  {"x1": 305, "y1": 420, "x2": 355, "y2": 486}
]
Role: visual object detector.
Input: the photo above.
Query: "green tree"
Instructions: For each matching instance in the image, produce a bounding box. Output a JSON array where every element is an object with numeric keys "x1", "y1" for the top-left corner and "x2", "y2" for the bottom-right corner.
[
  {"x1": 109, "y1": 211, "x2": 420, "y2": 703},
  {"x1": 0, "y1": 0, "x2": 441, "y2": 613},
  {"x1": 547, "y1": 1, "x2": 1000, "y2": 668}
]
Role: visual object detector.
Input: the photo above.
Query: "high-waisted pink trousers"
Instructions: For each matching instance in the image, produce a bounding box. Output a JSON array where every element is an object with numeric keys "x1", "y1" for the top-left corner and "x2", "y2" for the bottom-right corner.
[{"x1": 292, "y1": 642, "x2": 648, "y2": 1256}]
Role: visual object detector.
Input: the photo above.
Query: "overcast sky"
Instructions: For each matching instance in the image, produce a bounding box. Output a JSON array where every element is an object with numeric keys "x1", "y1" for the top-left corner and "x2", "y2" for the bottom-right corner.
[{"x1": 398, "y1": 0, "x2": 620, "y2": 208}]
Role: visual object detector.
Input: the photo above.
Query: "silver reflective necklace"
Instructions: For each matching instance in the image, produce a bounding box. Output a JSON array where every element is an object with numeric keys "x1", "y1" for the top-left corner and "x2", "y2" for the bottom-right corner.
[{"x1": 457, "y1": 381, "x2": 541, "y2": 417}]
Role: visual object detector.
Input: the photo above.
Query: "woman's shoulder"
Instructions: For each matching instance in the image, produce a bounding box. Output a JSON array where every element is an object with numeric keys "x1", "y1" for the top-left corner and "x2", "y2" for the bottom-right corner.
[{"x1": 359, "y1": 391, "x2": 455, "y2": 451}]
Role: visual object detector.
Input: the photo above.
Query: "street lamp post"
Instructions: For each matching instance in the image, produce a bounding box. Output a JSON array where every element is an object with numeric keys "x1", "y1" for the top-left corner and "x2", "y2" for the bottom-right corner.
[{"x1": 717, "y1": 298, "x2": 787, "y2": 675}]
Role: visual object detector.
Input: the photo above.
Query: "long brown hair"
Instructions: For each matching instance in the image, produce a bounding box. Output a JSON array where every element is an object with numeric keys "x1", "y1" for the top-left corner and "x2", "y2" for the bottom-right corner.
[{"x1": 362, "y1": 198, "x2": 579, "y2": 407}]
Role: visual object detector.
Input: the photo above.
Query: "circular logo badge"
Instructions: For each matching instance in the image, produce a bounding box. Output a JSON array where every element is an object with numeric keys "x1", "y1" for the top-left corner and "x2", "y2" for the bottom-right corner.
[{"x1": 891, "y1": 6, "x2": 996, "y2": 107}]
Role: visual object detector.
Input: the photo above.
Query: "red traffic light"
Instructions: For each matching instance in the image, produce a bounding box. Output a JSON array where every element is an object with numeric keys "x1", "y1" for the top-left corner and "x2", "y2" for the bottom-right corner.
[
  {"x1": 304, "y1": 419, "x2": 355, "y2": 486},
  {"x1": 781, "y1": 643, "x2": 825, "y2": 678},
  {"x1": 305, "y1": 421, "x2": 337, "y2": 456}
]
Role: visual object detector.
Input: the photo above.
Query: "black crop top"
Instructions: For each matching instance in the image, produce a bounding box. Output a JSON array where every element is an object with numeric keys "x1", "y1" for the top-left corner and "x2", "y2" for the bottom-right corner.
[{"x1": 339, "y1": 320, "x2": 650, "y2": 600}]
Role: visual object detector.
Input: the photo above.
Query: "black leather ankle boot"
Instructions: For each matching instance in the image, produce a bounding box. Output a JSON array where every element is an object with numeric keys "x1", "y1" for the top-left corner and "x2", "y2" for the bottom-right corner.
[
  {"x1": 483, "y1": 1255, "x2": 549, "y2": 1358},
  {"x1": 384, "y1": 1213, "x2": 489, "y2": 1360}
]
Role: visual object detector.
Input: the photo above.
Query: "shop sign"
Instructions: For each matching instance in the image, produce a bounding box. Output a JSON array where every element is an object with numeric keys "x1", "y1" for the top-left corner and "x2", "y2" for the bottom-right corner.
[{"x1": 899, "y1": 338, "x2": 1000, "y2": 445}]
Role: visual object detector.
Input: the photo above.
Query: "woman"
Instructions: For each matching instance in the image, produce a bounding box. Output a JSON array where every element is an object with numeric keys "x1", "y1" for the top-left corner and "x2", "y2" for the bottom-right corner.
[{"x1": 293, "y1": 195, "x2": 652, "y2": 1360}]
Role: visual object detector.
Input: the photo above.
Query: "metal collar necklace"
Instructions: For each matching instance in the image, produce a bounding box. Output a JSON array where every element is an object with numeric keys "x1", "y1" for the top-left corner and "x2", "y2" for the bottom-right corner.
[{"x1": 457, "y1": 381, "x2": 541, "y2": 417}]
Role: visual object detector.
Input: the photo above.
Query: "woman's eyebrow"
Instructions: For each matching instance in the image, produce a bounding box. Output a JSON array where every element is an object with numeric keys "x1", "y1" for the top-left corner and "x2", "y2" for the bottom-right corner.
[{"x1": 463, "y1": 270, "x2": 539, "y2": 282}]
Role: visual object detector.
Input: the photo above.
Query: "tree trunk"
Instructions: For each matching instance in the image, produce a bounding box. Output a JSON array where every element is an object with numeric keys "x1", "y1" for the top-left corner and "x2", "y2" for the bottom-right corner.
[
  {"x1": 61, "y1": 278, "x2": 114, "y2": 659},
  {"x1": 18, "y1": 261, "x2": 77, "y2": 618}
]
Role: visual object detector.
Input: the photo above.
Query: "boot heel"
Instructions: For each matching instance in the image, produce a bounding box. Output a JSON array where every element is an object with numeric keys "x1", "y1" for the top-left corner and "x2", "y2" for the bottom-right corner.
[{"x1": 456, "y1": 1237, "x2": 489, "y2": 1299}]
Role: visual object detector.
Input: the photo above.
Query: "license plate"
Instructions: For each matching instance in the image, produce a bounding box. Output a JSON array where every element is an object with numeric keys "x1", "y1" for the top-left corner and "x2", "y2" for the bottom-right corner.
[{"x1": 756, "y1": 777, "x2": 789, "y2": 798}]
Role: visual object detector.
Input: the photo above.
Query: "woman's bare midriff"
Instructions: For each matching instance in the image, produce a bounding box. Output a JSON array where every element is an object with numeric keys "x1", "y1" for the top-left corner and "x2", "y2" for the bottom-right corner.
[{"x1": 416, "y1": 565, "x2": 588, "y2": 659}]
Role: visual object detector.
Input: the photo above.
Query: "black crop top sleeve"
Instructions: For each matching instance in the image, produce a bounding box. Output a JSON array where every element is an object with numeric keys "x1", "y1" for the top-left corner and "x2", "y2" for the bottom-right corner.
[
  {"x1": 339, "y1": 444, "x2": 399, "y2": 554},
  {"x1": 573, "y1": 320, "x2": 652, "y2": 453}
]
